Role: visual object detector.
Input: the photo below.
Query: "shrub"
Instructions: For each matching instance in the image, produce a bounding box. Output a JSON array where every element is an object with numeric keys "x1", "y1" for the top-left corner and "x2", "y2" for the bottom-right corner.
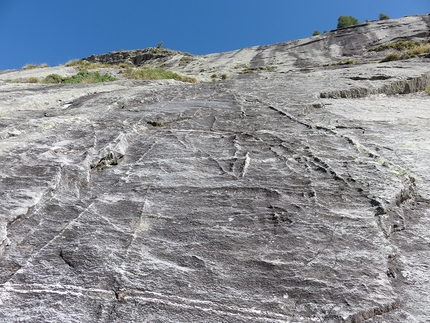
[
  {"x1": 39, "y1": 63, "x2": 49, "y2": 68},
  {"x1": 121, "y1": 67, "x2": 196, "y2": 83},
  {"x1": 44, "y1": 74, "x2": 64, "y2": 84},
  {"x1": 426, "y1": 86, "x2": 430, "y2": 95},
  {"x1": 337, "y1": 15, "x2": 360, "y2": 29},
  {"x1": 312, "y1": 30, "x2": 320, "y2": 36},
  {"x1": 379, "y1": 13, "x2": 390, "y2": 20},
  {"x1": 221, "y1": 74, "x2": 228, "y2": 80}
]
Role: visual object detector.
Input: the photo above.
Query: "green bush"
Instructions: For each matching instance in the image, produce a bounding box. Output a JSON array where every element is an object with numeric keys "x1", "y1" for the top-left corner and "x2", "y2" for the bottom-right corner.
[
  {"x1": 337, "y1": 15, "x2": 360, "y2": 29},
  {"x1": 426, "y1": 86, "x2": 430, "y2": 95},
  {"x1": 379, "y1": 13, "x2": 390, "y2": 20},
  {"x1": 44, "y1": 74, "x2": 64, "y2": 84},
  {"x1": 312, "y1": 30, "x2": 321, "y2": 36},
  {"x1": 121, "y1": 67, "x2": 197, "y2": 83}
]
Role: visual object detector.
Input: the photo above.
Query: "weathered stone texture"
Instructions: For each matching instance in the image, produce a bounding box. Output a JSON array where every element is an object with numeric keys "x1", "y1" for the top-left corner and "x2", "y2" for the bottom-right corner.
[{"x1": 0, "y1": 15, "x2": 430, "y2": 323}]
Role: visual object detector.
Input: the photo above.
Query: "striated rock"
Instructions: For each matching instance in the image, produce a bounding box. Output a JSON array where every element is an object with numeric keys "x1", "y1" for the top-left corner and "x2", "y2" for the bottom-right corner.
[{"x1": 0, "y1": 14, "x2": 430, "y2": 323}]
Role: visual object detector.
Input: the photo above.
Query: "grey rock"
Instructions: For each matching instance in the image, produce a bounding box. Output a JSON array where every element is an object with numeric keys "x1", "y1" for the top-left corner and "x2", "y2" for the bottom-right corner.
[{"x1": 1, "y1": 15, "x2": 430, "y2": 322}]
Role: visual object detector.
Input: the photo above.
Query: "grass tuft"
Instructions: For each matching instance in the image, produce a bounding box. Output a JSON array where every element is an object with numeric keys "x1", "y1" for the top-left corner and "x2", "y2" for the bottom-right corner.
[
  {"x1": 65, "y1": 60, "x2": 133, "y2": 70},
  {"x1": 179, "y1": 56, "x2": 193, "y2": 66},
  {"x1": 330, "y1": 59, "x2": 361, "y2": 66},
  {"x1": 22, "y1": 64, "x2": 38, "y2": 70},
  {"x1": 241, "y1": 66, "x2": 277, "y2": 74},
  {"x1": 370, "y1": 40, "x2": 425, "y2": 52},
  {"x1": 120, "y1": 67, "x2": 197, "y2": 83},
  {"x1": 380, "y1": 53, "x2": 401, "y2": 62},
  {"x1": 372, "y1": 40, "x2": 430, "y2": 62},
  {"x1": 27, "y1": 77, "x2": 40, "y2": 83},
  {"x1": 43, "y1": 70, "x2": 118, "y2": 84},
  {"x1": 22, "y1": 63, "x2": 50, "y2": 70}
]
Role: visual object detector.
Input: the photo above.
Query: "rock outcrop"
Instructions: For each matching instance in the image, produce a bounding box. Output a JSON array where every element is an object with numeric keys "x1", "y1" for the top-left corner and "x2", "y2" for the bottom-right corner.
[{"x1": 0, "y1": 14, "x2": 430, "y2": 322}]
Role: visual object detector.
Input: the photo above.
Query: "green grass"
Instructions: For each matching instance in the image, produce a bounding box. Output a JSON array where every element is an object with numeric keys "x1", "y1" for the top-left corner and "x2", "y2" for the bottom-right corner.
[
  {"x1": 43, "y1": 70, "x2": 118, "y2": 84},
  {"x1": 120, "y1": 66, "x2": 197, "y2": 83}
]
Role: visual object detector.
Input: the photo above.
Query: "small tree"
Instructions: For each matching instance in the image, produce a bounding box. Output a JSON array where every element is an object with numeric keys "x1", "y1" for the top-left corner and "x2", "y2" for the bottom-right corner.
[
  {"x1": 312, "y1": 30, "x2": 321, "y2": 36},
  {"x1": 379, "y1": 13, "x2": 390, "y2": 20},
  {"x1": 337, "y1": 15, "x2": 360, "y2": 29},
  {"x1": 157, "y1": 41, "x2": 164, "y2": 49}
]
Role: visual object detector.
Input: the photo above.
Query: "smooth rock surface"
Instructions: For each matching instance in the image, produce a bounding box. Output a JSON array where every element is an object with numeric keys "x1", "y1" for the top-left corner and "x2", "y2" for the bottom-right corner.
[{"x1": 0, "y1": 15, "x2": 430, "y2": 322}]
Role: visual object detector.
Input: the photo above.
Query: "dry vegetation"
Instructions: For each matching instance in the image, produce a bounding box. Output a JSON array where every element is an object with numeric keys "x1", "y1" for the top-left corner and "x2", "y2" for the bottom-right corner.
[
  {"x1": 370, "y1": 40, "x2": 430, "y2": 62},
  {"x1": 65, "y1": 60, "x2": 133, "y2": 70},
  {"x1": 22, "y1": 63, "x2": 49, "y2": 70},
  {"x1": 6, "y1": 71, "x2": 118, "y2": 84}
]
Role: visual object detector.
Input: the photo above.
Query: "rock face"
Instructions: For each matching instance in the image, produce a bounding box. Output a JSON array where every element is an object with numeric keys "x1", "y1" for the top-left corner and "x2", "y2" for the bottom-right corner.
[
  {"x1": 84, "y1": 48, "x2": 193, "y2": 67},
  {"x1": 0, "y1": 15, "x2": 430, "y2": 323}
]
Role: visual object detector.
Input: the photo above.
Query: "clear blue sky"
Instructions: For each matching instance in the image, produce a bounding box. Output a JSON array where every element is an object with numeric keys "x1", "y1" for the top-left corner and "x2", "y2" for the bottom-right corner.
[{"x1": 0, "y1": 0, "x2": 428, "y2": 70}]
